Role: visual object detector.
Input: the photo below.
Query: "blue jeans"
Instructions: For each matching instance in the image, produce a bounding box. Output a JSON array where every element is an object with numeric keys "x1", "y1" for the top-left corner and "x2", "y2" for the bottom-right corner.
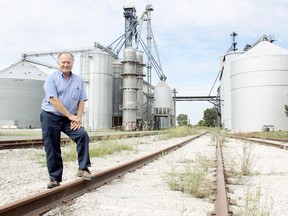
[{"x1": 40, "y1": 110, "x2": 91, "y2": 182}]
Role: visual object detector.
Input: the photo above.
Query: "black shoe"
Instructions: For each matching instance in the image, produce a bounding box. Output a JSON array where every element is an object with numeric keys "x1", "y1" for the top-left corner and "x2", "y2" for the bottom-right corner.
[
  {"x1": 77, "y1": 168, "x2": 94, "y2": 180},
  {"x1": 47, "y1": 180, "x2": 60, "y2": 189}
]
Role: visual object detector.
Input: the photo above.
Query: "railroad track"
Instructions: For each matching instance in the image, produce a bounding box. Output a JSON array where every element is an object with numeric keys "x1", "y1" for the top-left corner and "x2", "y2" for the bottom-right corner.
[
  {"x1": 0, "y1": 132, "x2": 207, "y2": 216},
  {"x1": 251, "y1": 136, "x2": 288, "y2": 143},
  {"x1": 208, "y1": 133, "x2": 288, "y2": 215},
  {"x1": 0, "y1": 131, "x2": 162, "y2": 150},
  {"x1": 208, "y1": 135, "x2": 236, "y2": 216},
  {"x1": 226, "y1": 134, "x2": 288, "y2": 150}
]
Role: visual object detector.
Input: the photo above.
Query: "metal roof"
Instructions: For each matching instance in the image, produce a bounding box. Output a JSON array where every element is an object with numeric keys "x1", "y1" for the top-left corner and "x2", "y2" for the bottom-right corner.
[
  {"x1": 240, "y1": 41, "x2": 288, "y2": 57},
  {"x1": 0, "y1": 60, "x2": 47, "y2": 80}
]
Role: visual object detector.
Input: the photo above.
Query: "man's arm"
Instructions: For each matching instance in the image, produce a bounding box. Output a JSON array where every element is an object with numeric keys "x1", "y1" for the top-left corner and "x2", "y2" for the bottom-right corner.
[
  {"x1": 49, "y1": 97, "x2": 73, "y2": 118},
  {"x1": 50, "y1": 97, "x2": 82, "y2": 130},
  {"x1": 76, "y1": 100, "x2": 85, "y2": 120}
]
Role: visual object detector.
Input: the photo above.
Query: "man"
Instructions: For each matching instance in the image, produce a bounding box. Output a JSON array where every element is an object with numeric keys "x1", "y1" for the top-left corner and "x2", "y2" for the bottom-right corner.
[{"x1": 40, "y1": 51, "x2": 93, "y2": 189}]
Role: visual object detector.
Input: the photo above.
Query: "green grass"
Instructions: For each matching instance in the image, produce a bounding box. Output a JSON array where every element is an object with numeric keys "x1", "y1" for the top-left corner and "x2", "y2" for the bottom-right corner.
[
  {"x1": 89, "y1": 140, "x2": 134, "y2": 158},
  {"x1": 34, "y1": 139, "x2": 135, "y2": 164},
  {"x1": 62, "y1": 139, "x2": 134, "y2": 162},
  {"x1": 237, "y1": 131, "x2": 288, "y2": 140},
  {"x1": 159, "y1": 126, "x2": 198, "y2": 140}
]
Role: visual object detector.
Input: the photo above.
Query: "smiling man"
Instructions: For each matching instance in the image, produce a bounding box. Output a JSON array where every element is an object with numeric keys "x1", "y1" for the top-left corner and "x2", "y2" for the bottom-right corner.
[{"x1": 40, "y1": 52, "x2": 93, "y2": 189}]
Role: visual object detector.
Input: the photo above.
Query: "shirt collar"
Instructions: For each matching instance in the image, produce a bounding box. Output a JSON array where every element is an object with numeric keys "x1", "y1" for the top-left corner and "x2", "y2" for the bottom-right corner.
[{"x1": 58, "y1": 70, "x2": 73, "y2": 79}]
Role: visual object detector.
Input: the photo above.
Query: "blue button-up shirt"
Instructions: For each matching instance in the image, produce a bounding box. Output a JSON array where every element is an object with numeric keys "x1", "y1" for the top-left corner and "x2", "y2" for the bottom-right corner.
[{"x1": 41, "y1": 71, "x2": 88, "y2": 116}]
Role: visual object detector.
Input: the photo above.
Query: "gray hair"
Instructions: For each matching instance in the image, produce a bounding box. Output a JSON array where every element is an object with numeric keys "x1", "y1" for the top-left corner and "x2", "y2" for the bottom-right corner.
[{"x1": 57, "y1": 51, "x2": 74, "y2": 61}]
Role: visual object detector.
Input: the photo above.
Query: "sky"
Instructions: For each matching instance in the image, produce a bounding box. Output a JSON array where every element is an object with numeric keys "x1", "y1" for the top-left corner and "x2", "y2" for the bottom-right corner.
[{"x1": 1, "y1": 0, "x2": 288, "y2": 124}]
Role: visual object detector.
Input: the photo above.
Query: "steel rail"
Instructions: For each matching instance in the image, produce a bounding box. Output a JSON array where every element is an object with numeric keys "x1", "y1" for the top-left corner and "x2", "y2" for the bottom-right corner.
[
  {"x1": 250, "y1": 136, "x2": 288, "y2": 143},
  {"x1": 0, "y1": 132, "x2": 207, "y2": 216},
  {"x1": 0, "y1": 131, "x2": 162, "y2": 150},
  {"x1": 208, "y1": 137, "x2": 232, "y2": 216},
  {"x1": 0, "y1": 139, "x2": 43, "y2": 149},
  {"x1": 232, "y1": 133, "x2": 288, "y2": 143},
  {"x1": 214, "y1": 138, "x2": 229, "y2": 216},
  {"x1": 226, "y1": 134, "x2": 288, "y2": 150}
]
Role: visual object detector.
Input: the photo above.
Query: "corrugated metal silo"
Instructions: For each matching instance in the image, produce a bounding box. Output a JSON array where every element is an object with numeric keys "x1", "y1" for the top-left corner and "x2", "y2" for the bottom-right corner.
[
  {"x1": 231, "y1": 41, "x2": 288, "y2": 132},
  {"x1": 0, "y1": 61, "x2": 47, "y2": 128},
  {"x1": 80, "y1": 49, "x2": 114, "y2": 130},
  {"x1": 112, "y1": 59, "x2": 123, "y2": 128},
  {"x1": 219, "y1": 51, "x2": 243, "y2": 130},
  {"x1": 153, "y1": 80, "x2": 173, "y2": 129}
]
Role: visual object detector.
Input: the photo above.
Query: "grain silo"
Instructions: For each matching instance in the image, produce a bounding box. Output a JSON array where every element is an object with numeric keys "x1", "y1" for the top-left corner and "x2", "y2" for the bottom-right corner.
[
  {"x1": 121, "y1": 47, "x2": 138, "y2": 130},
  {"x1": 112, "y1": 59, "x2": 123, "y2": 129},
  {"x1": 219, "y1": 51, "x2": 243, "y2": 130},
  {"x1": 0, "y1": 61, "x2": 47, "y2": 128},
  {"x1": 153, "y1": 80, "x2": 173, "y2": 129},
  {"x1": 80, "y1": 48, "x2": 114, "y2": 130},
  {"x1": 231, "y1": 41, "x2": 288, "y2": 132}
]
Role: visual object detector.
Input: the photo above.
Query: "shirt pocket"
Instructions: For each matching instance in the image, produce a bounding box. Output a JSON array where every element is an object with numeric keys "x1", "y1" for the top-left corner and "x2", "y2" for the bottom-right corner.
[{"x1": 72, "y1": 88, "x2": 81, "y2": 101}]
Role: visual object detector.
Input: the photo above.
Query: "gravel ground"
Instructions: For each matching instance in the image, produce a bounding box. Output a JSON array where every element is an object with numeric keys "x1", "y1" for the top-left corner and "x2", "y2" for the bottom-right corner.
[
  {"x1": 44, "y1": 134, "x2": 215, "y2": 216},
  {"x1": 222, "y1": 137, "x2": 288, "y2": 215},
  {"x1": 1, "y1": 133, "x2": 288, "y2": 216}
]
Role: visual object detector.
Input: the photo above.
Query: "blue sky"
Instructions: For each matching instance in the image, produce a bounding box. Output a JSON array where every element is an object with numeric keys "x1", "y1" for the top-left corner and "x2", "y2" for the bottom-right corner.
[{"x1": 1, "y1": 0, "x2": 288, "y2": 124}]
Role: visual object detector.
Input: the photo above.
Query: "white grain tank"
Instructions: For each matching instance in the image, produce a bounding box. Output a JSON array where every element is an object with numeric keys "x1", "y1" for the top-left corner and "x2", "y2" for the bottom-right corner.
[
  {"x1": 231, "y1": 41, "x2": 288, "y2": 132},
  {"x1": 0, "y1": 61, "x2": 47, "y2": 128},
  {"x1": 153, "y1": 80, "x2": 173, "y2": 129},
  {"x1": 80, "y1": 48, "x2": 114, "y2": 130},
  {"x1": 219, "y1": 51, "x2": 243, "y2": 130}
]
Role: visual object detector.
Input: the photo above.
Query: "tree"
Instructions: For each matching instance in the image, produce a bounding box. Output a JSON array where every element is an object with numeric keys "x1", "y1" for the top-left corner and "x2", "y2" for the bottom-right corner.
[
  {"x1": 176, "y1": 114, "x2": 188, "y2": 126},
  {"x1": 203, "y1": 108, "x2": 217, "y2": 127},
  {"x1": 285, "y1": 105, "x2": 288, "y2": 117},
  {"x1": 197, "y1": 119, "x2": 206, "y2": 127}
]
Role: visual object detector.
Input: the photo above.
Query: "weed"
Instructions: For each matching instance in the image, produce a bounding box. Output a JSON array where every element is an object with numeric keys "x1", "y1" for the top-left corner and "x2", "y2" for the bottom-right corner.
[
  {"x1": 241, "y1": 141, "x2": 254, "y2": 176},
  {"x1": 224, "y1": 139, "x2": 255, "y2": 184},
  {"x1": 166, "y1": 153, "x2": 213, "y2": 198},
  {"x1": 238, "y1": 186, "x2": 272, "y2": 216}
]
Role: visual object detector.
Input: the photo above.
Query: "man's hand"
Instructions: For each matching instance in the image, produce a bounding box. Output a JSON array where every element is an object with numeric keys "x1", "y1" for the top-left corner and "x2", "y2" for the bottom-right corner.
[
  {"x1": 70, "y1": 121, "x2": 82, "y2": 130},
  {"x1": 68, "y1": 115, "x2": 82, "y2": 130}
]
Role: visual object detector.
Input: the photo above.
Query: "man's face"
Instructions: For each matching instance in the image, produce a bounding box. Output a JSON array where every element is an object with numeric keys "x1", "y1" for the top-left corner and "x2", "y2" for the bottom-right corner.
[{"x1": 58, "y1": 53, "x2": 74, "y2": 74}]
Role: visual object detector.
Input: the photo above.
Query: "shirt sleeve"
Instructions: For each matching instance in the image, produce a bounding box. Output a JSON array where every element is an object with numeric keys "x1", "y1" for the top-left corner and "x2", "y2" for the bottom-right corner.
[
  {"x1": 79, "y1": 80, "x2": 88, "y2": 101},
  {"x1": 43, "y1": 74, "x2": 58, "y2": 102}
]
